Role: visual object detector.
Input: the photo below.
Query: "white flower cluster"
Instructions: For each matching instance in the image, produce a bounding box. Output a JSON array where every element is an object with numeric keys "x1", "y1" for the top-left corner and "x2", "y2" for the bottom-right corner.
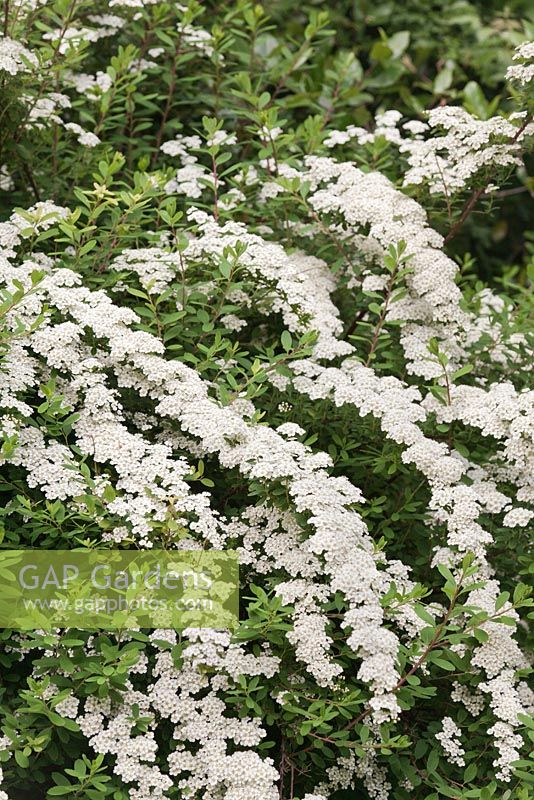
[
  {"x1": 64, "y1": 122, "x2": 101, "y2": 148},
  {"x1": 450, "y1": 682, "x2": 484, "y2": 716},
  {"x1": 0, "y1": 36, "x2": 38, "y2": 75},
  {"x1": 468, "y1": 581, "x2": 532, "y2": 780},
  {"x1": 290, "y1": 356, "x2": 522, "y2": 563},
  {"x1": 161, "y1": 134, "x2": 202, "y2": 162},
  {"x1": 0, "y1": 205, "x2": 406, "y2": 728},
  {"x1": 2, "y1": 176, "x2": 532, "y2": 792},
  {"x1": 401, "y1": 106, "x2": 532, "y2": 194},
  {"x1": 71, "y1": 631, "x2": 280, "y2": 799},
  {"x1": 15, "y1": 89, "x2": 100, "y2": 146},
  {"x1": 0, "y1": 165, "x2": 14, "y2": 192},
  {"x1": 176, "y1": 22, "x2": 216, "y2": 58},
  {"x1": 108, "y1": 0, "x2": 159, "y2": 7},
  {"x1": 62, "y1": 69, "x2": 113, "y2": 100},
  {"x1": 323, "y1": 110, "x2": 403, "y2": 148},
  {"x1": 292, "y1": 155, "x2": 467, "y2": 377},
  {"x1": 505, "y1": 40, "x2": 534, "y2": 86},
  {"x1": 161, "y1": 130, "x2": 238, "y2": 197},
  {"x1": 288, "y1": 354, "x2": 532, "y2": 771},
  {"x1": 182, "y1": 211, "x2": 353, "y2": 360},
  {"x1": 0, "y1": 220, "x2": 222, "y2": 550},
  {"x1": 0, "y1": 767, "x2": 8, "y2": 800},
  {"x1": 111, "y1": 247, "x2": 186, "y2": 293},
  {"x1": 435, "y1": 716, "x2": 465, "y2": 766},
  {"x1": 1, "y1": 22, "x2": 532, "y2": 787},
  {"x1": 423, "y1": 381, "x2": 534, "y2": 506},
  {"x1": 323, "y1": 100, "x2": 533, "y2": 196},
  {"x1": 42, "y1": 18, "x2": 125, "y2": 54},
  {"x1": 0, "y1": 31, "x2": 103, "y2": 146},
  {"x1": 285, "y1": 154, "x2": 530, "y2": 384}
]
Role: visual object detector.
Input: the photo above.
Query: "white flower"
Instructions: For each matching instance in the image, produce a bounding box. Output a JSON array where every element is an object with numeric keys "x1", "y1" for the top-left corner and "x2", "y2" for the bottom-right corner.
[
  {"x1": 436, "y1": 716, "x2": 465, "y2": 766},
  {"x1": 0, "y1": 37, "x2": 38, "y2": 74}
]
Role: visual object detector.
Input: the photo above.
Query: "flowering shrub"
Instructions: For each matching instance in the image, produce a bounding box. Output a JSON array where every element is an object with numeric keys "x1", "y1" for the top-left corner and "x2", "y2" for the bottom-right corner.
[{"x1": 0, "y1": 2, "x2": 533, "y2": 800}]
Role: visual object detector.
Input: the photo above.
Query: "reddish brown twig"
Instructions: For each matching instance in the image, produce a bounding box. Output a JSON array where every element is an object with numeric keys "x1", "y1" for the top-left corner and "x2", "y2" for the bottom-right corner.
[{"x1": 444, "y1": 114, "x2": 532, "y2": 245}]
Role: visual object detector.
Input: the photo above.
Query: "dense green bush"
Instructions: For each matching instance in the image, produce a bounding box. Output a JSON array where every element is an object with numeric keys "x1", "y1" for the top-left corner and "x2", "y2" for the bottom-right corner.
[{"x1": 0, "y1": 2, "x2": 533, "y2": 800}]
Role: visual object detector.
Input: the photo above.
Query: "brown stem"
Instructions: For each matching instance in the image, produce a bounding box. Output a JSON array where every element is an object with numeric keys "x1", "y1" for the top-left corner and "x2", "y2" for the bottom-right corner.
[
  {"x1": 443, "y1": 185, "x2": 486, "y2": 245},
  {"x1": 3, "y1": 0, "x2": 9, "y2": 35},
  {"x1": 96, "y1": 209, "x2": 131, "y2": 273},
  {"x1": 278, "y1": 735, "x2": 286, "y2": 800},
  {"x1": 10, "y1": 0, "x2": 79, "y2": 147},
  {"x1": 294, "y1": 583, "x2": 462, "y2": 761},
  {"x1": 435, "y1": 155, "x2": 452, "y2": 222},
  {"x1": 320, "y1": 57, "x2": 359, "y2": 130},
  {"x1": 444, "y1": 115, "x2": 532, "y2": 245},
  {"x1": 344, "y1": 307, "x2": 367, "y2": 339},
  {"x1": 211, "y1": 153, "x2": 219, "y2": 222},
  {"x1": 364, "y1": 266, "x2": 398, "y2": 367},
  {"x1": 303, "y1": 202, "x2": 357, "y2": 277},
  {"x1": 443, "y1": 367, "x2": 452, "y2": 406},
  {"x1": 18, "y1": 159, "x2": 40, "y2": 201},
  {"x1": 270, "y1": 44, "x2": 310, "y2": 102},
  {"x1": 492, "y1": 185, "x2": 530, "y2": 198},
  {"x1": 347, "y1": 584, "x2": 461, "y2": 733},
  {"x1": 151, "y1": 40, "x2": 182, "y2": 166}
]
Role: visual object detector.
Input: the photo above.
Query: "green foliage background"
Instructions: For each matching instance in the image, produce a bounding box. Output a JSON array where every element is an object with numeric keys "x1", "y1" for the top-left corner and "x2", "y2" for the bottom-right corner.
[{"x1": 1, "y1": 0, "x2": 533, "y2": 279}]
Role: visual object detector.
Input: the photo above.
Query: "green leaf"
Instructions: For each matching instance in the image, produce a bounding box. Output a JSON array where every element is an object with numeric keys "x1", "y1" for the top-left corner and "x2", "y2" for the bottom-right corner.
[
  {"x1": 79, "y1": 240, "x2": 97, "y2": 256},
  {"x1": 452, "y1": 364, "x2": 474, "y2": 381},
  {"x1": 427, "y1": 748, "x2": 440, "y2": 773},
  {"x1": 258, "y1": 92, "x2": 271, "y2": 109},
  {"x1": 281, "y1": 331, "x2": 292, "y2": 352},
  {"x1": 15, "y1": 749, "x2": 29, "y2": 768},
  {"x1": 127, "y1": 288, "x2": 149, "y2": 300},
  {"x1": 86, "y1": 790, "x2": 107, "y2": 800},
  {"x1": 434, "y1": 63, "x2": 454, "y2": 94},
  {"x1": 370, "y1": 41, "x2": 393, "y2": 62},
  {"x1": 463, "y1": 81, "x2": 490, "y2": 120},
  {"x1": 414, "y1": 604, "x2": 435, "y2": 625},
  {"x1": 438, "y1": 785, "x2": 463, "y2": 798},
  {"x1": 388, "y1": 30, "x2": 410, "y2": 58},
  {"x1": 431, "y1": 656, "x2": 455, "y2": 671},
  {"x1": 218, "y1": 260, "x2": 232, "y2": 280},
  {"x1": 436, "y1": 564, "x2": 456, "y2": 585},
  {"x1": 464, "y1": 762, "x2": 477, "y2": 782}
]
